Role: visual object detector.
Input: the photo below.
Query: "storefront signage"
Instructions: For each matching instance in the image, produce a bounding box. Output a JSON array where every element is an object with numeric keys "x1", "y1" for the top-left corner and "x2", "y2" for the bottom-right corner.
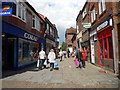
[
  {"x1": 83, "y1": 23, "x2": 91, "y2": 28},
  {"x1": 24, "y1": 33, "x2": 38, "y2": 41},
  {"x1": 97, "y1": 19, "x2": 111, "y2": 31},
  {"x1": 0, "y1": 2, "x2": 13, "y2": 16},
  {"x1": 90, "y1": 29, "x2": 97, "y2": 37}
]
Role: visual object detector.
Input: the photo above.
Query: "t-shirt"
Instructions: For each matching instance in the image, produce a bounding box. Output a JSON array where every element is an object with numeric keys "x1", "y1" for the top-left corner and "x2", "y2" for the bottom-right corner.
[{"x1": 39, "y1": 50, "x2": 45, "y2": 59}]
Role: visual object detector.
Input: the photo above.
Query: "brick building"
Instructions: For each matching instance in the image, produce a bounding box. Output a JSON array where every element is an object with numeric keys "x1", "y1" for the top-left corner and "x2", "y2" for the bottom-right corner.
[
  {"x1": 1, "y1": 1, "x2": 59, "y2": 70},
  {"x1": 76, "y1": 0, "x2": 120, "y2": 73},
  {"x1": 65, "y1": 27, "x2": 76, "y2": 54}
]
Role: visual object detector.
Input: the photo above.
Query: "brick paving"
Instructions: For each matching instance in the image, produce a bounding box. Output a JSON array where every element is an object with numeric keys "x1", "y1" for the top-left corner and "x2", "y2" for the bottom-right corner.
[{"x1": 2, "y1": 57, "x2": 119, "y2": 88}]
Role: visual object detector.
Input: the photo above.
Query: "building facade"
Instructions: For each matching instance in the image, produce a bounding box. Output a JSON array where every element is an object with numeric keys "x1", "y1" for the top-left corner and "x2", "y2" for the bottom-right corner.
[
  {"x1": 45, "y1": 17, "x2": 59, "y2": 55},
  {"x1": 76, "y1": 0, "x2": 120, "y2": 73},
  {"x1": 65, "y1": 27, "x2": 76, "y2": 53},
  {"x1": 2, "y1": 1, "x2": 48, "y2": 70}
]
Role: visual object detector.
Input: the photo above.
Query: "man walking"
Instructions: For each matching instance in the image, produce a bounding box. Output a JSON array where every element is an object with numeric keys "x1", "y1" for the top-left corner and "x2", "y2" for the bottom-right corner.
[
  {"x1": 39, "y1": 48, "x2": 46, "y2": 70},
  {"x1": 76, "y1": 49, "x2": 82, "y2": 68}
]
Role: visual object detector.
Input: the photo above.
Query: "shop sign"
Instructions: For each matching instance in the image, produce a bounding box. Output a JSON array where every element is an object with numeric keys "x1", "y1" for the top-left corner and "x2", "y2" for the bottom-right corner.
[
  {"x1": 97, "y1": 19, "x2": 111, "y2": 31},
  {"x1": 83, "y1": 23, "x2": 91, "y2": 28},
  {"x1": 0, "y1": 2, "x2": 13, "y2": 16},
  {"x1": 90, "y1": 29, "x2": 97, "y2": 37},
  {"x1": 24, "y1": 33, "x2": 38, "y2": 41}
]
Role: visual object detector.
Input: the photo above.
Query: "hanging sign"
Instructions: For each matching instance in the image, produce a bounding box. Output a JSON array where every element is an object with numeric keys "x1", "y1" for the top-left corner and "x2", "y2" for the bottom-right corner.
[
  {"x1": 83, "y1": 23, "x2": 91, "y2": 28},
  {"x1": 0, "y1": 2, "x2": 13, "y2": 16}
]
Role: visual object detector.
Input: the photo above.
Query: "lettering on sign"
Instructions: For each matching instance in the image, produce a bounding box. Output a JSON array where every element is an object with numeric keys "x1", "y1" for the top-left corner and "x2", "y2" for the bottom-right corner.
[
  {"x1": 24, "y1": 33, "x2": 38, "y2": 41},
  {"x1": 97, "y1": 20, "x2": 108, "y2": 31}
]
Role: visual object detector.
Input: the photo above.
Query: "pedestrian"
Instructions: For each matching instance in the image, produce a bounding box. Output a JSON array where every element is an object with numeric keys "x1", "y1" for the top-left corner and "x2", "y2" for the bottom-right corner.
[
  {"x1": 67, "y1": 49, "x2": 70, "y2": 58},
  {"x1": 39, "y1": 48, "x2": 46, "y2": 70},
  {"x1": 48, "y1": 49, "x2": 56, "y2": 71},
  {"x1": 63, "y1": 50, "x2": 67, "y2": 58},
  {"x1": 76, "y1": 49, "x2": 83, "y2": 68},
  {"x1": 59, "y1": 50, "x2": 63, "y2": 62}
]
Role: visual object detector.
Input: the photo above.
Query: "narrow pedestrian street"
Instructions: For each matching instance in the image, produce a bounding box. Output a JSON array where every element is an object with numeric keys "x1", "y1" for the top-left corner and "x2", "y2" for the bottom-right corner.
[{"x1": 2, "y1": 57, "x2": 118, "y2": 88}]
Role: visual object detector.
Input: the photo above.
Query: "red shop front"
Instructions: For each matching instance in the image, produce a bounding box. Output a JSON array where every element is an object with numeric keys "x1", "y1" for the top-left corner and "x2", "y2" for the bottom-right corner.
[{"x1": 97, "y1": 26, "x2": 114, "y2": 69}]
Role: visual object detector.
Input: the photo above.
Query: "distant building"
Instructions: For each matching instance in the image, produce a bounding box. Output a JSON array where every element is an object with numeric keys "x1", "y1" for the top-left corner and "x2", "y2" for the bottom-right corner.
[{"x1": 65, "y1": 27, "x2": 76, "y2": 53}]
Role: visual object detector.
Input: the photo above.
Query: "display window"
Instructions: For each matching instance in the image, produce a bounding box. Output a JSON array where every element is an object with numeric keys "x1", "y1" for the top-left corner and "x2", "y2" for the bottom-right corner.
[
  {"x1": 98, "y1": 27, "x2": 113, "y2": 66},
  {"x1": 18, "y1": 38, "x2": 39, "y2": 66}
]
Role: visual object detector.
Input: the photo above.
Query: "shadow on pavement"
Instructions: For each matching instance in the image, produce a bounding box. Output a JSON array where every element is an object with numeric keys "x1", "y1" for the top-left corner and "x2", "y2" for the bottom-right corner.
[{"x1": 2, "y1": 65, "x2": 39, "y2": 79}]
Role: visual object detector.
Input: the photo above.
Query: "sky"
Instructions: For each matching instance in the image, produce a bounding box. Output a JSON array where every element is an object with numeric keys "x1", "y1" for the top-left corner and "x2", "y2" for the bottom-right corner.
[{"x1": 27, "y1": 0, "x2": 87, "y2": 46}]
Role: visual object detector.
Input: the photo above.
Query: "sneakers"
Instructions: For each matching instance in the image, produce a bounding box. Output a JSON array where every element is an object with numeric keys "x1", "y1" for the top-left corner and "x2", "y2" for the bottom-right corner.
[{"x1": 50, "y1": 69, "x2": 53, "y2": 71}]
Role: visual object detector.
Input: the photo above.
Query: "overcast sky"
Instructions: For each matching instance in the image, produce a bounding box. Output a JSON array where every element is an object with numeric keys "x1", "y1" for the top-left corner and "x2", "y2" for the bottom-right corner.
[{"x1": 27, "y1": 0, "x2": 86, "y2": 46}]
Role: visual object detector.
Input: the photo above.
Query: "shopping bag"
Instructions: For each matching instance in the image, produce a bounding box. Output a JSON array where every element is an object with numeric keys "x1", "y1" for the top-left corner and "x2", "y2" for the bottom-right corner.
[
  {"x1": 44, "y1": 59, "x2": 47, "y2": 65},
  {"x1": 54, "y1": 62, "x2": 58, "y2": 66},
  {"x1": 74, "y1": 59, "x2": 79, "y2": 66},
  {"x1": 37, "y1": 59, "x2": 39, "y2": 68}
]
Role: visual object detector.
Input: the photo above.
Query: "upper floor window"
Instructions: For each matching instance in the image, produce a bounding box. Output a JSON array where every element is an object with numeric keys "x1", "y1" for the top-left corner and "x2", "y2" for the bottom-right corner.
[
  {"x1": 82, "y1": 8, "x2": 87, "y2": 18},
  {"x1": 91, "y1": 8, "x2": 96, "y2": 23},
  {"x1": 17, "y1": 2, "x2": 26, "y2": 21},
  {"x1": 46, "y1": 24, "x2": 49, "y2": 34},
  {"x1": 98, "y1": 0, "x2": 106, "y2": 15},
  {"x1": 32, "y1": 15, "x2": 35, "y2": 28},
  {"x1": 12, "y1": 3, "x2": 16, "y2": 16},
  {"x1": 35, "y1": 17, "x2": 40, "y2": 31}
]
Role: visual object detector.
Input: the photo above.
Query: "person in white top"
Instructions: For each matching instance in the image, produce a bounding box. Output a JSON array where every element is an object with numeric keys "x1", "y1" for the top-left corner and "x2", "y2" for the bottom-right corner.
[
  {"x1": 48, "y1": 49, "x2": 56, "y2": 71},
  {"x1": 59, "y1": 50, "x2": 63, "y2": 62},
  {"x1": 39, "y1": 48, "x2": 46, "y2": 70}
]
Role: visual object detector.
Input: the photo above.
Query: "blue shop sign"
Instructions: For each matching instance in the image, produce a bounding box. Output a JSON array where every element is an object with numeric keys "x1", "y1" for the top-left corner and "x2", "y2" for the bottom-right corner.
[
  {"x1": 0, "y1": 2, "x2": 13, "y2": 16},
  {"x1": 97, "y1": 19, "x2": 112, "y2": 31}
]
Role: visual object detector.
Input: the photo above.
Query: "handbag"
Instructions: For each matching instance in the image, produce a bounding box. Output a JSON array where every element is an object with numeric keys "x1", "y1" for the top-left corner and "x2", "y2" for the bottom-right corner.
[
  {"x1": 54, "y1": 62, "x2": 58, "y2": 66},
  {"x1": 44, "y1": 59, "x2": 47, "y2": 65},
  {"x1": 74, "y1": 59, "x2": 79, "y2": 66},
  {"x1": 37, "y1": 59, "x2": 39, "y2": 68}
]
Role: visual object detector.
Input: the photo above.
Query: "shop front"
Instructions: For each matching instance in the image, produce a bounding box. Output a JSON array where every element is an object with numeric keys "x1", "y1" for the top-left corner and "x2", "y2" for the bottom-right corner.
[
  {"x1": 97, "y1": 18, "x2": 114, "y2": 70},
  {"x1": 90, "y1": 29, "x2": 97, "y2": 64},
  {"x1": 2, "y1": 20, "x2": 46, "y2": 70}
]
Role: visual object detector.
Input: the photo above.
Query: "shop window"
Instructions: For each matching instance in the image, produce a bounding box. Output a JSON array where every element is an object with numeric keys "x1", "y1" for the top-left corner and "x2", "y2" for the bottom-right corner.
[
  {"x1": 108, "y1": 36, "x2": 113, "y2": 58},
  {"x1": 18, "y1": 38, "x2": 39, "y2": 66},
  {"x1": 104, "y1": 38, "x2": 108, "y2": 58}
]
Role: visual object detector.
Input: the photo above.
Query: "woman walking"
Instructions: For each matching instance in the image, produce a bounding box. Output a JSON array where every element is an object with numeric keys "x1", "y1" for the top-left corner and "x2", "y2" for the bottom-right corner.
[{"x1": 48, "y1": 49, "x2": 56, "y2": 71}]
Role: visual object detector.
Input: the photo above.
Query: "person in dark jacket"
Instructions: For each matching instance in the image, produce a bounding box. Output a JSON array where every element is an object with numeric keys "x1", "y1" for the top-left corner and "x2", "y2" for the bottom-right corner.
[{"x1": 76, "y1": 49, "x2": 82, "y2": 68}]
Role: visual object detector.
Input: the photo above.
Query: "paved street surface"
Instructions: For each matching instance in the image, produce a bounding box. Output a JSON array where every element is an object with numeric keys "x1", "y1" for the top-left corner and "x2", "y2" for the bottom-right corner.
[{"x1": 2, "y1": 57, "x2": 119, "y2": 88}]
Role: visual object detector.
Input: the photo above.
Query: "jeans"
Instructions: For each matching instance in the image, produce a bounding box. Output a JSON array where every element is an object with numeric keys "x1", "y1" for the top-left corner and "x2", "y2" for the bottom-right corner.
[
  {"x1": 40, "y1": 59, "x2": 46, "y2": 70},
  {"x1": 81, "y1": 60, "x2": 85, "y2": 68},
  {"x1": 78, "y1": 59, "x2": 82, "y2": 68}
]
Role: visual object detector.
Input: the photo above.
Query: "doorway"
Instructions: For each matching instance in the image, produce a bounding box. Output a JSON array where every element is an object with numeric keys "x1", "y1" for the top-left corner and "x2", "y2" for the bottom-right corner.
[{"x1": 2, "y1": 33, "x2": 17, "y2": 70}]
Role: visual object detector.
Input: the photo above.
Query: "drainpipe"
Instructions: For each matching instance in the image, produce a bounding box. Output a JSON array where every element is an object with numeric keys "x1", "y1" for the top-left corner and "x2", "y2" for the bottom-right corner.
[{"x1": 112, "y1": 28, "x2": 117, "y2": 74}]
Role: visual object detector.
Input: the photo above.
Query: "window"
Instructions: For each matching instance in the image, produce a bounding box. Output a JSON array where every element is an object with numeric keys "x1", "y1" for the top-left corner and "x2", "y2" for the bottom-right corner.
[
  {"x1": 98, "y1": 0, "x2": 106, "y2": 15},
  {"x1": 12, "y1": 3, "x2": 16, "y2": 15},
  {"x1": 18, "y1": 38, "x2": 39, "y2": 66},
  {"x1": 18, "y1": 3, "x2": 21, "y2": 18},
  {"x1": 32, "y1": 15, "x2": 35, "y2": 28},
  {"x1": 17, "y1": 2, "x2": 26, "y2": 21},
  {"x1": 104, "y1": 38, "x2": 108, "y2": 58},
  {"x1": 35, "y1": 17, "x2": 40, "y2": 31},
  {"x1": 98, "y1": 28, "x2": 113, "y2": 59},
  {"x1": 91, "y1": 8, "x2": 96, "y2": 23},
  {"x1": 82, "y1": 8, "x2": 87, "y2": 18},
  {"x1": 108, "y1": 36, "x2": 113, "y2": 58}
]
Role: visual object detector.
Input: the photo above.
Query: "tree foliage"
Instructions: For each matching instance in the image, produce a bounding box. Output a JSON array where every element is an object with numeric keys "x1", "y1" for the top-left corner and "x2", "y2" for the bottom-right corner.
[{"x1": 61, "y1": 42, "x2": 66, "y2": 51}]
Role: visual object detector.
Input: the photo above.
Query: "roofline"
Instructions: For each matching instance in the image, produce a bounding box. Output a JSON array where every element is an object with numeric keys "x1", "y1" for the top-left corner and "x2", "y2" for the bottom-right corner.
[{"x1": 25, "y1": 1, "x2": 45, "y2": 23}]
